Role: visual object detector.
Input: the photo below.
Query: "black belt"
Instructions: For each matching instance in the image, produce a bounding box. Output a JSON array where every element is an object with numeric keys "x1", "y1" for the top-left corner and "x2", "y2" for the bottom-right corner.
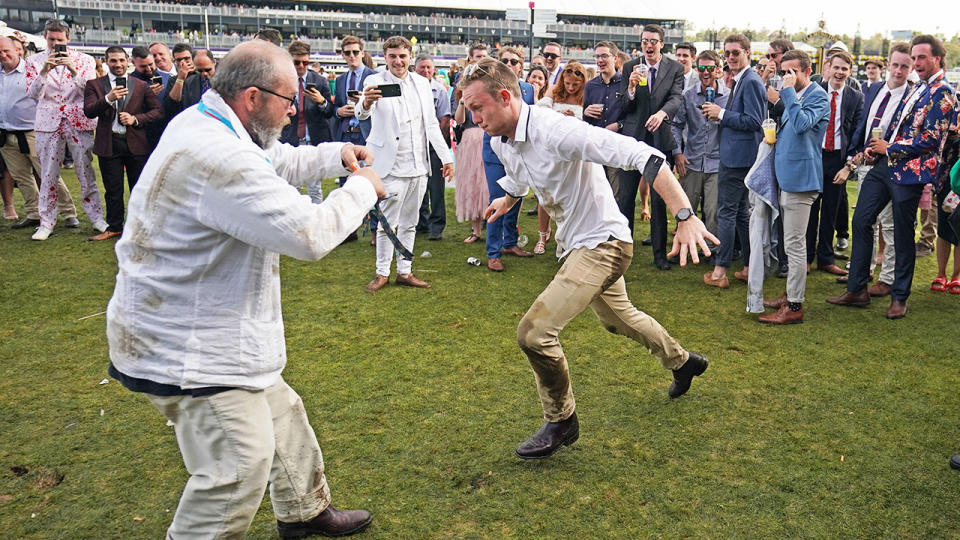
[{"x1": 0, "y1": 129, "x2": 30, "y2": 154}]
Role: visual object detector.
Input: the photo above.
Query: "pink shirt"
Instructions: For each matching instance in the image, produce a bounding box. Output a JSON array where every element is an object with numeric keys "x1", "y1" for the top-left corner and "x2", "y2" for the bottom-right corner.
[{"x1": 25, "y1": 49, "x2": 98, "y2": 132}]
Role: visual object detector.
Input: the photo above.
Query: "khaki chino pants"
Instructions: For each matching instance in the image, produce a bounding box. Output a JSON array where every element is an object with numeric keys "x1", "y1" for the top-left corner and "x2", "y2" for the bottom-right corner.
[
  {"x1": 517, "y1": 240, "x2": 688, "y2": 422},
  {"x1": 0, "y1": 131, "x2": 76, "y2": 221},
  {"x1": 146, "y1": 378, "x2": 330, "y2": 539}
]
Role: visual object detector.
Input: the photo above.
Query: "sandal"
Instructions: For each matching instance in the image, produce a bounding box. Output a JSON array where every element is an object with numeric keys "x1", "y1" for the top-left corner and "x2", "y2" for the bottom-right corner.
[
  {"x1": 463, "y1": 233, "x2": 480, "y2": 244},
  {"x1": 948, "y1": 280, "x2": 960, "y2": 295},
  {"x1": 931, "y1": 276, "x2": 948, "y2": 292},
  {"x1": 534, "y1": 231, "x2": 549, "y2": 255}
]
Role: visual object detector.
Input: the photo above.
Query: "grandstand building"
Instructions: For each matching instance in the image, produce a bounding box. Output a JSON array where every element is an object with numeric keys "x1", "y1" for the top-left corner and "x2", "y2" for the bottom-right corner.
[{"x1": 3, "y1": 0, "x2": 684, "y2": 62}]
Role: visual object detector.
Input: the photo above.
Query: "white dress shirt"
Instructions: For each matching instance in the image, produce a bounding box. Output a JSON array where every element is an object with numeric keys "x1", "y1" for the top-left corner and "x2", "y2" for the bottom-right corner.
[
  {"x1": 822, "y1": 84, "x2": 844, "y2": 150},
  {"x1": 107, "y1": 90, "x2": 376, "y2": 390},
  {"x1": 492, "y1": 102, "x2": 666, "y2": 258},
  {"x1": 106, "y1": 72, "x2": 128, "y2": 135},
  {"x1": 863, "y1": 82, "x2": 908, "y2": 147},
  {"x1": 0, "y1": 58, "x2": 36, "y2": 130}
]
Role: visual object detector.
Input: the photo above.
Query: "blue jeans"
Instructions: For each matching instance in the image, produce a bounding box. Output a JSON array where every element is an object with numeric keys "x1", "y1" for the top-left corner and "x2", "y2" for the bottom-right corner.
[
  {"x1": 715, "y1": 164, "x2": 751, "y2": 268},
  {"x1": 483, "y1": 160, "x2": 521, "y2": 259}
]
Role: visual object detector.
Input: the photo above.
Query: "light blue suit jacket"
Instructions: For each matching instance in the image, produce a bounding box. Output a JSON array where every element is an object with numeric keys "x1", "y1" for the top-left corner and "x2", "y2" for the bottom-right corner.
[{"x1": 774, "y1": 83, "x2": 830, "y2": 193}]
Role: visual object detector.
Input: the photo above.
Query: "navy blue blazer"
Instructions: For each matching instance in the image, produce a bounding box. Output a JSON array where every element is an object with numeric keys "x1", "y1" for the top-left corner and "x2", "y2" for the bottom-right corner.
[
  {"x1": 818, "y1": 81, "x2": 864, "y2": 159},
  {"x1": 718, "y1": 68, "x2": 766, "y2": 168},
  {"x1": 774, "y1": 83, "x2": 830, "y2": 193},
  {"x1": 849, "y1": 80, "x2": 886, "y2": 154},
  {"x1": 281, "y1": 71, "x2": 335, "y2": 146},
  {"x1": 333, "y1": 66, "x2": 376, "y2": 140}
]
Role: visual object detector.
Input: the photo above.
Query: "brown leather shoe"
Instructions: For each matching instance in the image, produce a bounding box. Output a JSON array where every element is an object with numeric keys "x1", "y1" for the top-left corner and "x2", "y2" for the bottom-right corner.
[
  {"x1": 501, "y1": 246, "x2": 533, "y2": 258},
  {"x1": 364, "y1": 274, "x2": 389, "y2": 293},
  {"x1": 763, "y1": 292, "x2": 787, "y2": 310},
  {"x1": 487, "y1": 257, "x2": 504, "y2": 272},
  {"x1": 395, "y1": 273, "x2": 430, "y2": 288},
  {"x1": 818, "y1": 263, "x2": 848, "y2": 276},
  {"x1": 733, "y1": 269, "x2": 749, "y2": 282},
  {"x1": 88, "y1": 230, "x2": 121, "y2": 241},
  {"x1": 868, "y1": 281, "x2": 892, "y2": 297},
  {"x1": 758, "y1": 304, "x2": 803, "y2": 324},
  {"x1": 826, "y1": 288, "x2": 870, "y2": 307},
  {"x1": 886, "y1": 299, "x2": 908, "y2": 319},
  {"x1": 834, "y1": 252, "x2": 850, "y2": 260},
  {"x1": 277, "y1": 505, "x2": 373, "y2": 538},
  {"x1": 703, "y1": 272, "x2": 729, "y2": 289}
]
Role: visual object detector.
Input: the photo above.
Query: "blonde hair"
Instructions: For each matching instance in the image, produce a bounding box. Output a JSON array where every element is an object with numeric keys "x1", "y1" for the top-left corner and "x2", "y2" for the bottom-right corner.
[{"x1": 456, "y1": 57, "x2": 521, "y2": 99}]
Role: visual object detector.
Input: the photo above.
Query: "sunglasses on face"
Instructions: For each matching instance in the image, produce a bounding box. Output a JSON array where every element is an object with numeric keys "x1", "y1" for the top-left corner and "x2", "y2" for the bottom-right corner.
[
  {"x1": 765, "y1": 52, "x2": 781, "y2": 59},
  {"x1": 697, "y1": 65, "x2": 717, "y2": 72},
  {"x1": 342, "y1": 49, "x2": 361, "y2": 57},
  {"x1": 293, "y1": 60, "x2": 310, "y2": 66},
  {"x1": 500, "y1": 58, "x2": 521, "y2": 66},
  {"x1": 542, "y1": 52, "x2": 559, "y2": 60},
  {"x1": 196, "y1": 67, "x2": 214, "y2": 74},
  {"x1": 641, "y1": 38, "x2": 662, "y2": 45},
  {"x1": 724, "y1": 49, "x2": 743, "y2": 58}
]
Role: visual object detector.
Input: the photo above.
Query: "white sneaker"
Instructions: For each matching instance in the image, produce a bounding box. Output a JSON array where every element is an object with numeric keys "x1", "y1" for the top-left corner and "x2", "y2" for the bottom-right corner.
[
  {"x1": 32, "y1": 226, "x2": 53, "y2": 241},
  {"x1": 92, "y1": 220, "x2": 108, "y2": 233}
]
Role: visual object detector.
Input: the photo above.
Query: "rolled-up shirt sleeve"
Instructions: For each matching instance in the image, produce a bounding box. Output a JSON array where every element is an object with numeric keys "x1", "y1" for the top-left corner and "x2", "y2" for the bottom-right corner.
[
  {"x1": 496, "y1": 175, "x2": 529, "y2": 199},
  {"x1": 197, "y1": 148, "x2": 376, "y2": 261}
]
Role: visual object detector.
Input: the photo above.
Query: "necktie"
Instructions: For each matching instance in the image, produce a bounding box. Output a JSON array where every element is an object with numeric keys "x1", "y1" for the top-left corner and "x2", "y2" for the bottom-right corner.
[
  {"x1": 866, "y1": 90, "x2": 891, "y2": 147},
  {"x1": 200, "y1": 76, "x2": 210, "y2": 96},
  {"x1": 825, "y1": 90, "x2": 837, "y2": 151},
  {"x1": 348, "y1": 70, "x2": 360, "y2": 129},
  {"x1": 648, "y1": 67, "x2": 657, "y2": 90},
  {"x1": 297, "y1": 78, "x2": 306, "y2": 140},
  {"x1": 884, "y1": 84, "x2": 918, "y2": 142}
]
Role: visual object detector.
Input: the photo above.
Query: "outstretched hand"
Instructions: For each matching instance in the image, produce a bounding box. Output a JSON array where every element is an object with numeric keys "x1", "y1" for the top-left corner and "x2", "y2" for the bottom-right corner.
[{"x1": 667, "y1": 216, "x2": 720, "y2": 266}]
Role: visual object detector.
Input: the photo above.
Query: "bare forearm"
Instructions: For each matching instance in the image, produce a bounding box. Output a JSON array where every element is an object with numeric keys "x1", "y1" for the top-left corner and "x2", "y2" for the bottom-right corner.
[{"x1": 651, "y1": 165, "x2": 692, "y2": 215}]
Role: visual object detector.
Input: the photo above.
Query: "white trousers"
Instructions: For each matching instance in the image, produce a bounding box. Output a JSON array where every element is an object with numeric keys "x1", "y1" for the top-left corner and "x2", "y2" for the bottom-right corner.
[
  {"x1": 376, "y1": 174, "x2": 427, "y2": 277},
  {"x1": 146, "y1": 378, "x2": 330, "y2": 539}
]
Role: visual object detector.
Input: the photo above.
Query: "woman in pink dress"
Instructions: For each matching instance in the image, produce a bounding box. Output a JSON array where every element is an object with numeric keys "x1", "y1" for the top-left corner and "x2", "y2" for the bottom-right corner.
[{"x1": 453, "y1": 93, "x2": 489, "y2": 243}]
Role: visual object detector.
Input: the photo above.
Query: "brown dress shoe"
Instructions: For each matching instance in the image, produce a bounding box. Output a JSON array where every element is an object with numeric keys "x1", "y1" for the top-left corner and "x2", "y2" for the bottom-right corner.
[
  {"x1": 826, "y1": 288, "x2": 870, "y2": 307},
  {"x1": 733, "y1": 269, "x2": 749, "y2": 282},
  {"x1": 395, "y1": 273, "x2": 430, "y2": 288},
  {"x1": 758, "y1": 304, "x2": 803, "y2": 324},
  {"x1": 763, "y1": 292, "x2": 787, "y2": 310},
  {"x1": 703, "y1": 272, "x2": 729, "y2": 289},
  {"x1": 501, "y1": 246, "x2": 533, "y2": 258},
  {"x1": 868, "y1": 281, "x2": 892, "y2": 297},
  {"x1": 364, "y1": 274, "x2": 389, "y2": 293},
  {"x1": 487, "y1": 257, "x2": 504, "y2": 272},
  {"x1": 818, "y1": 263, "x2": 848, "y2": 276},
  {"x1": 276, "y1": 505, "x2": 373, "y2": 538},
  {"x1": 886, "y1": 299, "x2": 908, "y2": 319},
  {"x1": 88, "y1": 230, "x2": 121, "y2": 241}
]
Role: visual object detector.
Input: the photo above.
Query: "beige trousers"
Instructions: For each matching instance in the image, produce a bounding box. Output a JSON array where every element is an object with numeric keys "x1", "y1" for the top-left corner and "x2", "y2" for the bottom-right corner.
[
  {"x1": 0, "y1": 131, "x2": 75, "y2": 220},
  {"x1": 146, "y1": 378, "x2": 330, "y2": 539},
  {"x1": 517, "y1": 240, "x2": 688, "y2": 422}
]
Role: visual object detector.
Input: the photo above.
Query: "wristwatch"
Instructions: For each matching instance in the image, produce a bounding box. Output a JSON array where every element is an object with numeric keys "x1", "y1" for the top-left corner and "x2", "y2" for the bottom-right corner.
[
  {"x1": 675, "y1": 208, "x2": 695, "y2": 222},
  {"x1": 846, "y1": 161, "x2": 857, "y2": 172}
]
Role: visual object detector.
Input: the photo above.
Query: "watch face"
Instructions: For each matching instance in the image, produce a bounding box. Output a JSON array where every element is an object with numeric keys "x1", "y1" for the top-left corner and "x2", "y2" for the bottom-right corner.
[{"x1": 676, "y1": 208, "x2": 693, "y2": 221}]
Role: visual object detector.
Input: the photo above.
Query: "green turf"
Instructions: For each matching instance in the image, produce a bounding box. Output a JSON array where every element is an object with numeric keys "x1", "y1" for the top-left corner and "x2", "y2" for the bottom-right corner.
[{"x1": 1, "y1": 169, "x2": 959, "y2": 538}]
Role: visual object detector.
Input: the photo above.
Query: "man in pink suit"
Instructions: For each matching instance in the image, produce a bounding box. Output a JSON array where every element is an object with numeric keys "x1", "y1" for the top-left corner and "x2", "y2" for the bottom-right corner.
[{"x1": 25, "y1": 19, "x2": 106, "y2": 240}]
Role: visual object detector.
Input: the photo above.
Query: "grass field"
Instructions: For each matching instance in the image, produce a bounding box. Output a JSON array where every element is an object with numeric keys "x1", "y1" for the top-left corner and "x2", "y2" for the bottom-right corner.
[{"x1": 1, "y1": 169, "x2": 959, "y2": 538}]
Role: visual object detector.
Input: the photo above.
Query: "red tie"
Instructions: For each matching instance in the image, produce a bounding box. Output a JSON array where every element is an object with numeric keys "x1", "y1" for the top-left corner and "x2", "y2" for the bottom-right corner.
[
  {"x1": 825, "y1": 90, "x2": 837, "y2": 151},
  {"x1": 297, "y1": 78, "x2": 306, "y2": 140}
]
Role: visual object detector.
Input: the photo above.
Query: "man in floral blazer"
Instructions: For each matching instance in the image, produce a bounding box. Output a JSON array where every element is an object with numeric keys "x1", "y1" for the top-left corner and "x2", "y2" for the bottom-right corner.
[{"x1": 829, "y1": 35, "x2": 957, "y2": 319}]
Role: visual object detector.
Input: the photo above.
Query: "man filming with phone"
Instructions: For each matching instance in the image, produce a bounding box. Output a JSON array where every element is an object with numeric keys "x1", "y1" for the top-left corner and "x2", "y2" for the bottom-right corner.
[{"x1": 356, "y1": 36, "x2": 454, "y2": 292}]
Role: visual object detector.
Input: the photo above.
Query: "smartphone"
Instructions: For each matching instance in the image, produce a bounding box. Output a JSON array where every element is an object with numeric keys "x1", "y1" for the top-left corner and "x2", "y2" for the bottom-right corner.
[
  {"x1": 305, "y1": 83, "x2": 317, "y2": 91},
  {"x1": 151, "y1": 76, "x2": 163, "y2": 85},
  {"x1": 115, "y1": 77, "x2": 126, "y2": 88},
  {"x1": 347, "y1": 89, "x2": 360, "y2": 102},
  {"x1": 378, "y1": 83, "x2": 402, "y2": 98},
  {"x1": 54, "y1": 44, "x2": 67, "y2": 57}
]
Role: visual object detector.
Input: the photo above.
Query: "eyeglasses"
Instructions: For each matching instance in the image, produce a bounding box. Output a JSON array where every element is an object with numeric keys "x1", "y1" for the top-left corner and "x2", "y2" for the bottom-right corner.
[
  {"x1": 640, "y1": 38, "x2": 662, "y2": 45},
  {"x1": 293, "y1": 60, "x2": 310, "y2": 66},
  {"x1": 542, "y1": 52, "x2": 559, "y2": 60},
  {"x1": 500, "y1": 58, "x2": 521, "y2": 66},
  {"x1": 254, "y1": 86, "x2": 296, "y2": 106},
  {"x1": 696, "y1": 65, "x2": 717, "y2": 73},
  {"x1": 342, "y1": 49, "x2": 361, "y2": 57},
  {"x1": 723, "y1": 49, "x2": 743, "y2": 58},
  {"x1": 563, "y1": 68, "x2": 584, "y2": 78},
  {"x1": 196, "y1": 67, "x2": 214, "y2": 74},
  {"x1": 594, "y1": 53, "x2": 612, "y2": 60},
  {"x1": 765, "y1": 52, "x2": 781, "y2": 59}
]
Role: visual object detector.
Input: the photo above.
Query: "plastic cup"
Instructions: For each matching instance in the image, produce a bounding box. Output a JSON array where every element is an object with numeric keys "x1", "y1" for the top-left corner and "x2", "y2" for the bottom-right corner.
[
  {"x1": 870, "y1": 127, "x2": 883, "y2": 141},
  {"x1": 633, "y1": 64, "x2": 648, "y2": 87},
  {"x1": 762, "y1": 118, "x2": 777, "y2": 144}
]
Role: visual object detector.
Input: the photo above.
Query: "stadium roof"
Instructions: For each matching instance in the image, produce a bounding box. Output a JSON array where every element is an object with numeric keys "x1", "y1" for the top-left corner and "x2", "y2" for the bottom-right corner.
[{"x1": 325, "y1": 0, "x2": 682, "y2": 22}]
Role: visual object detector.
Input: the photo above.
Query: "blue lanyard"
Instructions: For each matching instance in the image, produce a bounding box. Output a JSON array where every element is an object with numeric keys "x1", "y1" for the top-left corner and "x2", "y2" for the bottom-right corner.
[{"x1": 197, "y1": 102, "x2": 239, "y2": 138}]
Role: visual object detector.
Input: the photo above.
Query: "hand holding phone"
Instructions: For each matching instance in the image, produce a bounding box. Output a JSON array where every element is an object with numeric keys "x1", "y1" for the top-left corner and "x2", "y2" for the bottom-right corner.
[{"x1": 377, "y1": 83, "x2": 402, "y2": 98}]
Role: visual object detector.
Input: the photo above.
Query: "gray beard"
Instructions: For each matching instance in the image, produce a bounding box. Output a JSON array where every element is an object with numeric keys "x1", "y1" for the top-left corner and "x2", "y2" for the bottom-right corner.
[{"x1": 247, "y1": 114, "x2": 283, "y2": 150}]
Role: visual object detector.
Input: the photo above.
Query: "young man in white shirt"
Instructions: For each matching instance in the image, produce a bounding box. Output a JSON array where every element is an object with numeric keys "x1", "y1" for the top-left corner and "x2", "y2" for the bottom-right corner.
[{"x1": 461, "y1": 58, "x2": 716, "y2": 459}]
